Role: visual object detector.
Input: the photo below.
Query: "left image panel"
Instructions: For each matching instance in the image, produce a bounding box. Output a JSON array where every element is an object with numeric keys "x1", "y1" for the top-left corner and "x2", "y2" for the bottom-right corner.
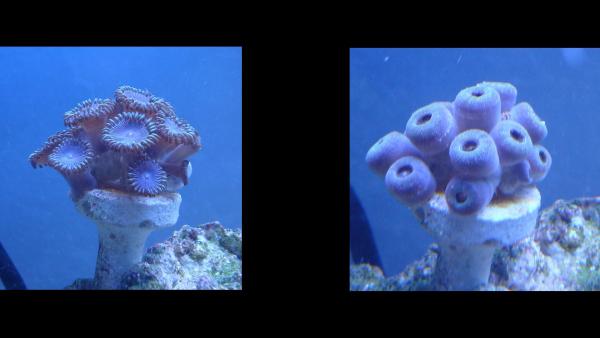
[{"x1": 0, "y1": 47, "x2": 241, "y2": 290}]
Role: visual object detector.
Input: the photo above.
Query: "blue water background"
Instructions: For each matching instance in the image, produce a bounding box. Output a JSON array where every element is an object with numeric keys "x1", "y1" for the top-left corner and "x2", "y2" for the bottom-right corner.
[
  {"x1": 0, "y1": 47, "x2": 241, "y2": 289},
  {"x1": 350, "y1": 48, "x2": 597, "y2": 276}
]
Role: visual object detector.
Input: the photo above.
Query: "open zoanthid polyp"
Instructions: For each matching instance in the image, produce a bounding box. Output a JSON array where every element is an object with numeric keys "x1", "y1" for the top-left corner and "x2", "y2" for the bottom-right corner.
[{"x1": 30, "y1": 85, "x2": 201, "y2": 289}]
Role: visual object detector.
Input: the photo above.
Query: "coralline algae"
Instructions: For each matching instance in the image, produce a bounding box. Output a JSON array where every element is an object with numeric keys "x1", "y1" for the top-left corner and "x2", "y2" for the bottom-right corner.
[
  {"x1": 67, "y1": 222, "x2": 242, "y2": 290},
  {"x1": 350, "y1": 196, "x2": 600, "y2": 291}
]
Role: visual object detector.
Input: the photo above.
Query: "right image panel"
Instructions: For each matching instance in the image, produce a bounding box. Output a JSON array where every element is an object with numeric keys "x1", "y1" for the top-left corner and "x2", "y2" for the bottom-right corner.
[{"x1": 350, "y1": 48, "x2": 600, "y2": 291}]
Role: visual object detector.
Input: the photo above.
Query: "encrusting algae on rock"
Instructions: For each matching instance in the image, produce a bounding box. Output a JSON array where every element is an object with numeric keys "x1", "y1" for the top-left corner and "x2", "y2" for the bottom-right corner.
[
  {"x1": 68, "y1": 221, "x2": 242, "y2": 290},
  {"x1": 351, "y1": 196, "x2": 600, "y2": 291}
]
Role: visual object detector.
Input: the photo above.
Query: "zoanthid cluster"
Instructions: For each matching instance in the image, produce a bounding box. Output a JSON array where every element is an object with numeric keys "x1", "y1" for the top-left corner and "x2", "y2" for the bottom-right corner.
[
  {"x1": 30, "y1": 85, "x2": 201, "y2": 200},
  {"x1": 367, "y1": 81, "x2": 551, "y2": 215}
]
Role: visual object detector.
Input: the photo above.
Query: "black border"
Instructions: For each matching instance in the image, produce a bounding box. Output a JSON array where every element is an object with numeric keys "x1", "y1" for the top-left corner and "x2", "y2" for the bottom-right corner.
[{"x1": 3, "y1": 27, "x2": 600, "y2": 316}]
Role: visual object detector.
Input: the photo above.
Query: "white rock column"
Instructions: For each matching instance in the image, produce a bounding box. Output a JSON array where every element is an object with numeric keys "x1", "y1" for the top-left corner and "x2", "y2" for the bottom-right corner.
[
  {"x1": 414, "y1": 186, "x2": 541, "y2": 290},
  {"x1": 76, "y1": 189, "x2": 182, "y2": 289}
]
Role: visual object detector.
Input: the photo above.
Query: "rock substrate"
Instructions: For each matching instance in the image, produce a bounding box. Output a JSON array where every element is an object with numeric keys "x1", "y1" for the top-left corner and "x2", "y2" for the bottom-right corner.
[
  {"x1": 67, "y1": 221, "x2": 242, "y2": 290},
  {"x1": 351, "y1": 197, "x2": 600, "y2": 291}
]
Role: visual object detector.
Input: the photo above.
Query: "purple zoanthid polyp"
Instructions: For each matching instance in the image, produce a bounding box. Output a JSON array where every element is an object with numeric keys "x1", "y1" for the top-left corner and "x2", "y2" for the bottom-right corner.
[{"x1": 366, "y1": 81, "x2": 550, "y2": 290}]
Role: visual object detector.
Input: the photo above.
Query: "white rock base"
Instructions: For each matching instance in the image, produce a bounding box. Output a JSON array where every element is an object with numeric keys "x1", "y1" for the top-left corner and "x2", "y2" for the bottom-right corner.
[
  {"x1": 76, "y1": 189, "x2": 182, "y2": 289},
  {"x1": 434, "y1": 242, "x2": 496, "y2": 290},
  {"x1": 414, "y1": 186, "x2": 541, "y2": 290}
]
